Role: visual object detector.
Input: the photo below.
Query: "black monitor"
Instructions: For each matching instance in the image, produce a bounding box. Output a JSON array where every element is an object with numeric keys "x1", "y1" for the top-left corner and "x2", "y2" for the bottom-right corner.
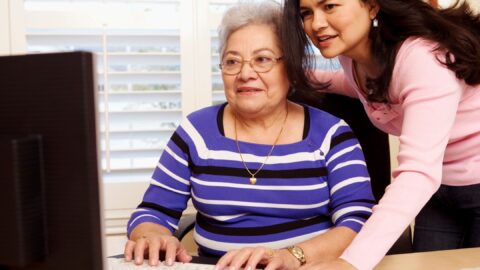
[{"x1": 0, "y1": 52, "x2": 104, "y2": 270}]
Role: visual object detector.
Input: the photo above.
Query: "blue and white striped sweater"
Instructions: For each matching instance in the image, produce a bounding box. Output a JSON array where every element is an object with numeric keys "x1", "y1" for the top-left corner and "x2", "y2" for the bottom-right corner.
[{"x1": 128, "y1": 103, "x2": 374, "y2": 256}]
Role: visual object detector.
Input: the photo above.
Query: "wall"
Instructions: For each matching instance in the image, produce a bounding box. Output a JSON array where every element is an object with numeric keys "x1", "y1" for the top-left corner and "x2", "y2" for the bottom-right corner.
[
  {"x1": 0, "y1": 0, "x2": 26, "y2": 55},
  {"x1": 467, "y1": 0, "x2": 480, "y2": 12},
  {"x1": 439, "y1": 0, "x2": 480, "y2": 12}
]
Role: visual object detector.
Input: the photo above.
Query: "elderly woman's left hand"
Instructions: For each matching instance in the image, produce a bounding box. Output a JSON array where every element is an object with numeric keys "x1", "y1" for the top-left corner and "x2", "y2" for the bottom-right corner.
[{"x1": 216, "y1": 246, "x2": 300, "y2": 270}]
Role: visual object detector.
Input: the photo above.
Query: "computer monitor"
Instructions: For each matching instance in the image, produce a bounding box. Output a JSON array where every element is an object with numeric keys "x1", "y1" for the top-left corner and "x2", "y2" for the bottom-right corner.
[{"x1": 0, "y1": 52, "x2": 104, "y2": 270}]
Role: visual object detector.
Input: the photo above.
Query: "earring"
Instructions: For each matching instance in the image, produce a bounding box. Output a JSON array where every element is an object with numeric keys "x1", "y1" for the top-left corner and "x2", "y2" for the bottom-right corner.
[{"x1": 372, "y1": 18, "x2": 379, "y2": 28}]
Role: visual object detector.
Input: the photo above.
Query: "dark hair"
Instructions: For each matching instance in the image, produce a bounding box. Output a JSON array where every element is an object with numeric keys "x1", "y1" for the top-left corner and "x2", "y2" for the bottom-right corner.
[{"x1": 282, "y1": 0, "x2": 480, "y2": 103}]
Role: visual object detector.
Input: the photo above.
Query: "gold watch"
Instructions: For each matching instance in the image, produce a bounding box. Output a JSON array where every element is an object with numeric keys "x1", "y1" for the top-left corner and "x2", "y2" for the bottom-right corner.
[{"x1": 286, "y1": 245, "x2": 306, "y2": 265}]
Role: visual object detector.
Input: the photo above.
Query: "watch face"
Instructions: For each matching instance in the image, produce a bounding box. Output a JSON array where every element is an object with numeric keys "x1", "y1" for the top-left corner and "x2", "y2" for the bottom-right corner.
[{"x1": 288, "y1": 246, "x2": 306, "y2": 264}]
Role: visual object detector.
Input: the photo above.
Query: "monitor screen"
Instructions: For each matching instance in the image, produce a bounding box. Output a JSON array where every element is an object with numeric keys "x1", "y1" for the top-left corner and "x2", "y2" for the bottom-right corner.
[{"x1": 0, "y1": 52, "x2": 104, "y2": 270}]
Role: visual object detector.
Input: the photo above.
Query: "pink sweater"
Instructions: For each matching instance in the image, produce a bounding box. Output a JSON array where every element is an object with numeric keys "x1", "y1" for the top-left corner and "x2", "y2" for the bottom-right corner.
[{"x1": 315, "y1": 37, "x2": 480, "y2": 270}]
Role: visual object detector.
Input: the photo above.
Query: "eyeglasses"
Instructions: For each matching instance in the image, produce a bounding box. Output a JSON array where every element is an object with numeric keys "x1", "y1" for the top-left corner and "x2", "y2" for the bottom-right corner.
[{"x1": 219, "y1": 54, "x2": 283, "y2": 75}]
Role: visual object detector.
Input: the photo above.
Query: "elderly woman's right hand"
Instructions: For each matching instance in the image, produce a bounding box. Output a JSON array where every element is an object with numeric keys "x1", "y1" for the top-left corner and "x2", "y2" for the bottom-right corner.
[
  {"x1": 217, "y1": 246, "x2": 300, "y2": 270},
  {"x1": 124, "y1": 223, "x2": 192, "y2": 266}
]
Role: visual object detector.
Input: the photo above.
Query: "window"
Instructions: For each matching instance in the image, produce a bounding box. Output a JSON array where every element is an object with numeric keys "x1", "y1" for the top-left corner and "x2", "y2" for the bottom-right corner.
[
  {"x1": 20, "y1": 0, "x2": 207, "y2": 236},
  {"x1": 209, "y1": 1, "x2": 235, "y2": 105}
]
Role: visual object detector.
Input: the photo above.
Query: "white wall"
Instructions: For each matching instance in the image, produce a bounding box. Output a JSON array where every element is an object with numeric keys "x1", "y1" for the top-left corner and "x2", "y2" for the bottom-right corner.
[
  {"x1": 0, "y1": 0, "x2": 11, "y2": 55},
  {"x1": 439, "y1": 0, "x2": 480, "y2": 12},
  {"x1": 0, "y1": 0, "x2": 26, "y2": 55},
  {"x1": 467, "y1": 0, "x2": 480, "y2": 12}
]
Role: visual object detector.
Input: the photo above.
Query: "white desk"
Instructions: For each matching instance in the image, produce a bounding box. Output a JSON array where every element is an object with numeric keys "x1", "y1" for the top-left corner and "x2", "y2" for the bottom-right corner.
[{"x1": 375, "y1": 247, "x2": 480, "y2": 270}]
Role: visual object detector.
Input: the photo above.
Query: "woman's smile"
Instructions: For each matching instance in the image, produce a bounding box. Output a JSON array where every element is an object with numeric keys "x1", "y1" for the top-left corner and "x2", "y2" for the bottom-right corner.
[{"x1": 236, "y1": 86, "x2": 264, "y2": 95}]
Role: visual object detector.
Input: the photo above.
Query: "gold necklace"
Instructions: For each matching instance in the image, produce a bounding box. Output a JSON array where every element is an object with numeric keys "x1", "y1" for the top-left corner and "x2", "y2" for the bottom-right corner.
[{"x1": 234, "y1": 105, "x2": 289, "y2": 185}]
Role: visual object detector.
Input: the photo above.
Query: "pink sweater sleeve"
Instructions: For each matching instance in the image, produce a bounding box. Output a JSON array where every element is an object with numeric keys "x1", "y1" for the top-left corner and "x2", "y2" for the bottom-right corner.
[
  {"x1": 340, "y1": 39, "x2": 463, "y2": 270},
  {"x1": 312, "y1": 64, "x2": 358, "y2": 98}
]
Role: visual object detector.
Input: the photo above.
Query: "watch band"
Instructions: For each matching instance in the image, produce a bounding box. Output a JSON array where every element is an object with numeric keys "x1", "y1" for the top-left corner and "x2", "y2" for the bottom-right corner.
[{"x1": 286, "y1": 245, "x2": 306, "y2": 265}]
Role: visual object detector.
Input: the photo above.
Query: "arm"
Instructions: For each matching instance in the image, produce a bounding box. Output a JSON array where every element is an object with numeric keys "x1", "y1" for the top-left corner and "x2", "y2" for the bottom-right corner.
[
  {"x1": 340, "y1": 39, "x2": 463, "y2": 270},
  {"x1": 312, "y1": 57, "x2": 359, "y2": 98},
  {"x1": 129, "y1": 221, "x2": 173, "y2": 241},
  {"x1": 307, "y1": 119, "x2": 375, "y2": 262},
  {"x1": 125, "y1": 127, "x2": 194, "y2": 266},
  {"x1": 216, "y1": 225, "x2": 358, "y2": 270},
  {"x1": 297, "y1": 227, "x2": 357, "y2": 264}
]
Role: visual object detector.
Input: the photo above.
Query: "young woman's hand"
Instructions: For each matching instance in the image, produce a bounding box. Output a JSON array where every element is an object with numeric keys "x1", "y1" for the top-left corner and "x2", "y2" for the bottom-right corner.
[
  {"x1": 216, "y1": 246, "x2": 300, "y2": 270},
  {"x1": 299, "y1": 258, "x2": 357, "y2": 270}
]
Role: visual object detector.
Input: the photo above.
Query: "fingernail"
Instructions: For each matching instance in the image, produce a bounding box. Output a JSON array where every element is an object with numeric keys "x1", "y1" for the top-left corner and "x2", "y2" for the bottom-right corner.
[
  {"x1": 245, "y1": 266, "x2": 252, "y2": 270},
  {"x1": 167, "y1": 258, "x2": 173, "y2": 266},
  {"x1": 215, "y1": 265, "x2": 220, "y2": 270}
]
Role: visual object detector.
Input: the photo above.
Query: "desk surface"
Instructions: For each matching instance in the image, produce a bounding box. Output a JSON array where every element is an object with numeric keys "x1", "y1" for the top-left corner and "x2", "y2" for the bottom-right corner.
[{"x1": 375, "y1": 247, "x2": 480, "y2": 270}]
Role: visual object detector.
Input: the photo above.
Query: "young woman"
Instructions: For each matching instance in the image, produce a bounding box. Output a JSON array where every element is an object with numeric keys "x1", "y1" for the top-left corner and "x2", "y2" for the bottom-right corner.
[{"x1": 282, "y1": 0, "x2": 480, "y2": 269}]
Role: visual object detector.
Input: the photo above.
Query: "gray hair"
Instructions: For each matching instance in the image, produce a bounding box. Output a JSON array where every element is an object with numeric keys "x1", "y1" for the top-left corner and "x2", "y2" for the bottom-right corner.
[{"x1": 217, "y1": 0, "x2": 283, "y2": 57}]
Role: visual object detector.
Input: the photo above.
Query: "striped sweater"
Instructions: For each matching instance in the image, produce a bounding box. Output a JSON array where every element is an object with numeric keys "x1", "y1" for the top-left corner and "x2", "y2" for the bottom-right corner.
[{"x1": 127, "y1": 103, "x2": 374, "y2": 256}]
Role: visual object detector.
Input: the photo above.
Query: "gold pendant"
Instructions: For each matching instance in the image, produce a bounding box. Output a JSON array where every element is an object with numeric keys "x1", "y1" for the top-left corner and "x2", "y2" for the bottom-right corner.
[{"x1": 249, "y1": 177, "x2": 257, "y2": 185}]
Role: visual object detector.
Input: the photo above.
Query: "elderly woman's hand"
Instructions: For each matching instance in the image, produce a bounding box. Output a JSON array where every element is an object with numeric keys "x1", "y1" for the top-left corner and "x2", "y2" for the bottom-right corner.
[
  {"x1": 124, "y1": 232, "x2": 192, "y2": 266},
  {"x1": 216, "y1": 246, "x2": 300, "y2": 270}
]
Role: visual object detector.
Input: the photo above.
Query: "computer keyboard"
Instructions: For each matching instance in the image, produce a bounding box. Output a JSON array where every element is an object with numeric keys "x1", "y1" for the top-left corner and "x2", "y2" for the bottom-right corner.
[{"x1": 107, "y1": 258, "x2": 216, "y2": 270}]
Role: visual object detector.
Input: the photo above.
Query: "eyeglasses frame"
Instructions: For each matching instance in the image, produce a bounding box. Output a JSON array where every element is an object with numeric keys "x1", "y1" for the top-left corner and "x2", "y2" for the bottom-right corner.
[{"x1": 219, "y1": 55, "x2": 283, "y2": 75}]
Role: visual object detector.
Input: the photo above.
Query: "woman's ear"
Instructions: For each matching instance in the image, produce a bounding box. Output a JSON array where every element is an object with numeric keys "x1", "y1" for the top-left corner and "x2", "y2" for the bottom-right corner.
[{"x1": 368, "y1": 0, "x2": 380, "y2": 19}]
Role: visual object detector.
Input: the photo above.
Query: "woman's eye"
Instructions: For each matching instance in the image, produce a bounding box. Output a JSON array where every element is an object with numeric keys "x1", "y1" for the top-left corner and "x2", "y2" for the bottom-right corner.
[
  {"x1": 255, "y1": 56, "x2": 273, "y2": 64},
  {"x1": 324, "y1": 4, "x2": 337, "y2": 11},
  {"x1": 299, "y1": 10, "x2": 312, "y2": 20},
  {"x1": 224, "y1": 59, "x2": 239, "y2": 66}
]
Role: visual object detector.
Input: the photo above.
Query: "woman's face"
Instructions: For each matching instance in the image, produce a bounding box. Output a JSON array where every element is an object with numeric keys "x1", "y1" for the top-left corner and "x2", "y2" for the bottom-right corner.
[
  {"x1": 221, "y1": 24, "x2": 290, "y2": 116},
  {"x1": 299, "y1": 0, "x2": 377, "y2": 60}
]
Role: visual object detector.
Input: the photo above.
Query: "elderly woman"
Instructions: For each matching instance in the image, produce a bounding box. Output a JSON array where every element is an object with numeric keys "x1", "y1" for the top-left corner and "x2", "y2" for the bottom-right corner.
[{"x1": 123, "y1": 1, "x2": 374, "y2": 270}]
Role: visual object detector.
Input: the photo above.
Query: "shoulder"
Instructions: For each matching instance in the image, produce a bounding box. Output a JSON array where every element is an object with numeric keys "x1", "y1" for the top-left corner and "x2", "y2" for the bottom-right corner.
[
  {"x1": 185, "y1": 104, "x2": 224, "y2": 126},
  {"x1": 303, "y1": 104, "x2": 358, "y2": 157},
  {"x1": 396, "y1": 37, "x2": 441, "y2": 62},
  {"x1": 394, "y1": 37, "x2": 446, "y2": 77},
  {"x1": 306, "y1": 104, "x2": 346, "y2": 126},
  {"x1": 304, "y1": 104, "x2": 352, "y2": 143},
  {"x1": 178, "y1": 104, "x2": 224, "y2": 140},
  {"x1": 400, "y1": 36, "x2": 437, "y2": 50},
  {"x1": 391, "y1": 37, "x2": 459, "y2": 101}
]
